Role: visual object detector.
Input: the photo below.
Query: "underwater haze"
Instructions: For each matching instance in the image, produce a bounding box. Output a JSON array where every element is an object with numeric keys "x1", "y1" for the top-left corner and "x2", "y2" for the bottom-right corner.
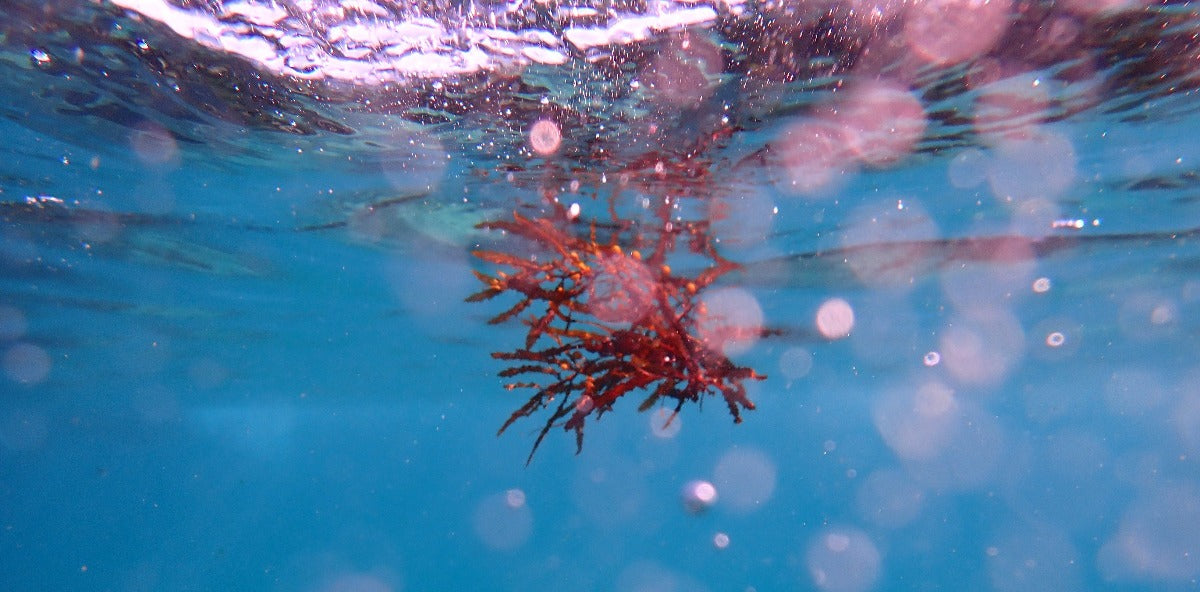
[{"x1": 2, "y1": 0, "x2": 1200, "y2": 590}]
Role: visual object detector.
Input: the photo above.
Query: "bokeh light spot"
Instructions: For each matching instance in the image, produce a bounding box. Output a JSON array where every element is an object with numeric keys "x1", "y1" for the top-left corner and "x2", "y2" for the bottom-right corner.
[
  {"x1": 713, "y1": 532, "x2": 731, "y2": 550},
  {"x1": 840, "y1": 83, "x2": 927, "y2": 166},
  {"x1": 775, "y1": 119, "x2": 855, "y2": 196},
  {"x1": 939, "y1": 308, "x2": 1025, "y2": 387},
  {"x1": 130, "y1": 121, "x2": 180, "y2": 166},
  {"x1": 713, "y1": 447, "x2": 777, "y2": 513},
  {"x1": 649, "y1": 407, "x2": 682, "y2": 439},
  {"x1": 856, "y1": 469, "x2": 925, "y2": 529},
  {"x1": 3, "y1": 342, "x2": 51, "y2": 385},
  {"x1": 472, "y1": 490, "x2": 533, "y2": 551},
  {"x1": 529, "y1": 119, "x2": 562, "y2": 156},
  {"x1": 806, "y1": 527, "x2": 883, "y2": 592},
  {"x1": 816, "y1": 298, "x2": 855, "y2": 340},
  {"x1": 905, "y1": 0, "x2": 1012, "y2": 65},
  {"x1": 681, "y1": 479, "x2": 718, "y2": 514},
  {"x1": 695, "y1": 287, "x2": 764, "y2": 356},
  {"x1": 779, "y1": 347, "x2": 814, "y2": 382}
]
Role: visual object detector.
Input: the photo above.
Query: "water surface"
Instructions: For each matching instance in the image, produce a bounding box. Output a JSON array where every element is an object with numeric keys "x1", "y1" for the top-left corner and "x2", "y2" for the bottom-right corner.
[{"x1": 2, "y1": 1, "x2": 1200, "y2": 591}]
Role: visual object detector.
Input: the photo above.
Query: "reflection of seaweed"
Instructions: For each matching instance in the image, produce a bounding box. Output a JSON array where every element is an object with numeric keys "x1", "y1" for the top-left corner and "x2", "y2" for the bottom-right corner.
[{"x1": 468, "y1": 196, "x2": 764, "y2": 464}]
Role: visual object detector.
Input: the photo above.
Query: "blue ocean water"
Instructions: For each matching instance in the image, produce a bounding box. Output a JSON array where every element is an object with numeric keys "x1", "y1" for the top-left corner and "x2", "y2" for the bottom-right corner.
[{"x1": 2, "y1": 1, "x2": 1200, "y2": 591}]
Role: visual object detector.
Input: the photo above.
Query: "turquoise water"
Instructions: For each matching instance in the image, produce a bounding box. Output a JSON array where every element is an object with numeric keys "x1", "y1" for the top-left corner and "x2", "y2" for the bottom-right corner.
[{"x1": 3, "y1": 1, "x2": 1200, "y2": 591}]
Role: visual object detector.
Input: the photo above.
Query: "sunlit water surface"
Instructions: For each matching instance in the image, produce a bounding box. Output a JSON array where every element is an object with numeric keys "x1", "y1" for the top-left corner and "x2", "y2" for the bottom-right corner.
[{"x1": 2, "y1": 1, "x2": 1200, "y2": 591}]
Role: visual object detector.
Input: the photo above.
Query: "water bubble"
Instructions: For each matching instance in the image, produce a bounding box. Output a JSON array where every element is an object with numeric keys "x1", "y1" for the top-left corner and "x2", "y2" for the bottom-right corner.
[
  {"x1": 941, "y1": 234, "x2": 1036, "y2": 309},
  {"x1": 1032, "y1": 277, "x2": 1052, "y2": 293},
  {"x1": 1045, "y1": 332, "x2": 1065, "y2": 348},
  {"x1": 903, "y1": 404, "x2": 1006, "y2": 492},
  {"x1": 1118, "y1": 292, "x2": 1179, "y2": 341},
  {"x1": 386, "y1": 249, "x2": 476, "y2": 331},
  {"x1": 806, "y1": 528, "x2": 882, "y2": 592},
  {"x1": 839, "y1": 83, "x2": 927, "y2": 166},
  {"x1": 948, "y1": 148, "x2": 988, "y2": 188},
  {"x1": 649, "y1": 408, "x2": 682, "y2": 439},
  {"x1": 1098, "y1": 484, "x2": 1200, "y2": 582},
  {"x1": 779, "y1": 347, "x2": 813, "y2": 381},
  {"x1": 694, "y1": 287, "x2": 764, "y2": 356},
  {"x1": 986, "y1": 130, "x2": 1077, "y2": 204},
  {"x1": 842, "y1": 295, "x2": 917, "y2": 367},
  {"x1": 873, "y1": 381, "x2": 959, "y2": 461},
  {"x1": 472, "y1": 490, "x2": 533, "y2": 551},
  {"x1": 939, "y1": 308, "x2": 1025, "y2": 388},
  {"x1": 905, "y1": 0, "x2": 1012, "y2": 65},
  {"x1": 3, "y1": 342, "x2": 51, "y2": 385},
  {"x1": 586, "y1": 251, "x2": 656, "y2": 325},
  {"x1": 713, "y1": 532, "x2": 731, "y2": 550},
  {"x1": 815, "y1": 298, "x2": 855, "y2": 340},
  {"x1": 840, "y1": 199, "x2": 938, "y2": 289},
  {"x1": 380, "y1": 130, "x2": 447, "y2": 195},
  {"x1": 986, "y1": 521, "x2": 1083, "y2": 592},
  {"x1": 709, "y1": 189, "x2": 776, "y2": 249},
  {"x1": 571, "y1": 459, "x2": 647, "y2": 528},
  {"x1": 529, "y1": 119, "x2": 562, "y2": 156},
  {"x1": 973, "y1": 72, "x2": 1053, "y2": 144},
  {"x1": 775, "y1": 119, "x2": 855, "y2": 196},
  {"x1": 923, "y1": 351, "x2": 941, "y2": 367},
  {"x1": 856, "y1": 468, "x2": 925, "y2": 529},
  {"x1": 681, "y1": 479, "x2": 718, "y2": 514},
  {"x1": 713, "y1": 447, "x2": 777, "y2": 513},
  {"x1": 71, "y1": 201, "x2": 122, "y2": 244},
  {"x1": 574, "y1": 394, "x2": 595, "y2": 415},
  {"x1": 130, "y1": 121, "x2": 180, "y2": 167},
  {"x1": 505, "y1": 488, "x2": 526, "y2": 509},
  {"x1": 1030, "y1": 207, "x2": 1078, "y2": 242},
  {"x1": 644, "y1": 33, "x2": 720, "y2": 108}
]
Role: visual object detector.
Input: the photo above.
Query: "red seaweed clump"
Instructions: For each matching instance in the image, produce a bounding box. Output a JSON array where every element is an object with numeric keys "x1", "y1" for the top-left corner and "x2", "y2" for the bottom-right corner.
[{"x1": 468, "y1": 194, "x2": 765, "y2": 464}]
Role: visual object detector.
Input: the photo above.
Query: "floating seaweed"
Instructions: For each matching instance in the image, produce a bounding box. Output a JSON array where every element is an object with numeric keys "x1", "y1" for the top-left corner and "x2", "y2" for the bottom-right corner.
[{"x1": 468, "y1": 193, "x2": 766, "y2": 464}]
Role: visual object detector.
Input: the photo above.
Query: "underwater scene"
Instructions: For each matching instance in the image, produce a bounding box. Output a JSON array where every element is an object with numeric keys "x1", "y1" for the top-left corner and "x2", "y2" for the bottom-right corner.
[{"x1": 2, "y1": 0, "x2": 1200, "y2": 590}]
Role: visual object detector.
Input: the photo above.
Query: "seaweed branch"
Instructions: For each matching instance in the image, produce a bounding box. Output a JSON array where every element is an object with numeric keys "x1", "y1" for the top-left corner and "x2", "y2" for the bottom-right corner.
[{"x1": 470, "y1": 194, "x2": 765, "y2": 464}]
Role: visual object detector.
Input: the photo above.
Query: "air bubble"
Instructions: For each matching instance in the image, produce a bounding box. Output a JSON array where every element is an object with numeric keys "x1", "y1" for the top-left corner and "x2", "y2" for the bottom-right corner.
[
  {"x1": 681, "y1": 480, "x2": 718, "y2": 514},
  {"x1": 816, "y1": 298, "x2": 855, "y2": 340},
  {"x1": 713, "y1": 532, "x2": 731, "y2": 549},
  {"x1": 529, "y1": 119, "x2": 562, "y2": 156}
]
